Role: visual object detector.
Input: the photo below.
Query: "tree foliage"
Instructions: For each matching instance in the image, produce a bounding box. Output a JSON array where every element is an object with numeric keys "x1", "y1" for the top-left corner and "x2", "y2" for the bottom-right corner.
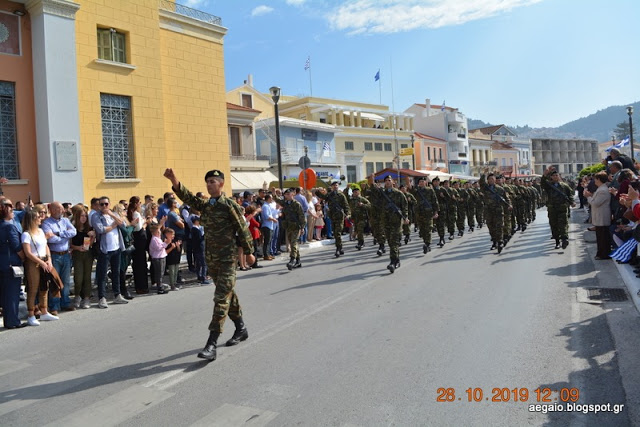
[{"x1": 578, "y1": 163, "x2": 605, "y2": 178}]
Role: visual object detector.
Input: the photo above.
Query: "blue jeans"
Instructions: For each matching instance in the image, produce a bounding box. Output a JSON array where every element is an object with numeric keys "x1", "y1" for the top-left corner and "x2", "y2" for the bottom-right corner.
[
  {"x1": 271, "y1": 222, "x2": 280, "y2": 254},
  {"x1": 95, "y1": 249, "x2": 122, "y2": 299},
  {"x1": 325, "y1": 216, "x2": 333, "y2": 238},
  {"x1": 50, "y1": 252, "x2": 72, "y2": 311}
]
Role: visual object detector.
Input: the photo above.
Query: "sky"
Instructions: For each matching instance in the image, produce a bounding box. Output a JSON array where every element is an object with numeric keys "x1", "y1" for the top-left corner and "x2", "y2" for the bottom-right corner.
[{"x1": 184, "y1": 0, "x2": 640, "y2": 128}]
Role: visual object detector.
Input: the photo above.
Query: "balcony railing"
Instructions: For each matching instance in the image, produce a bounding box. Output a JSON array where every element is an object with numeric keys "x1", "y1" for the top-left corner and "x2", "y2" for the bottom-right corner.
[
  {"x1": 159, "y1": 0, "x2": 222, "y2": 25},
  {"x1": 231, "y1": 154, "x2": 270, "y2": 161},
  {"x1": 470, "y1": 161, "x2": 498, "y2": 167}
]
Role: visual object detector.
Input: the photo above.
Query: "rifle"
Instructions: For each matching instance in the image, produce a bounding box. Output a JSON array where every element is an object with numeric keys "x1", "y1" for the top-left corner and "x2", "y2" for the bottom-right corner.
[
  {"x1": 547, "y1": 182, "x2": 573, "y2": 204},
  {"x1": 415, "y1": 188, "x2": 433, "y2": 210},
  {"x1": 380, "y1": 188, "x2": 406, "y2": 220},
  {"x1": 486, "y1": 185, "x2": 510, "y2": 207}
]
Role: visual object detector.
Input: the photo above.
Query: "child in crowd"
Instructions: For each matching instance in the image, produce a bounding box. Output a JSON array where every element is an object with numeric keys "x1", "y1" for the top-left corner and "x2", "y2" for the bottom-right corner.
[
  {"x1": 148, "y1": 224, "x2": 171, "y2": 294},
  {"x1": 314, "y1": 203, "x2": 324, "y2": 241},
  {"x1": 190, "y1": 216, "x2": 210, "y2": 285},
  {"x1": 164, "y1": 228, "x2": 181, "y2": 291}
]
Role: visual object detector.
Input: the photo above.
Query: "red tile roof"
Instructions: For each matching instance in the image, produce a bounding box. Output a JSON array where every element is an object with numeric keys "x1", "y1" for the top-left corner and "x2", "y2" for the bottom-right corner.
[
  {"x1": 414, "y1": 132, "x2": 446, "y2": 142},
  {"x1": 226, "y1": 102, "x2": 261, "y2": 113},
  {"x1": 491, "y1": 141, "x2": 516, "y2": 150},
  {"x1": 470, "y1": 124, "x2": 505, "y2": 135}
]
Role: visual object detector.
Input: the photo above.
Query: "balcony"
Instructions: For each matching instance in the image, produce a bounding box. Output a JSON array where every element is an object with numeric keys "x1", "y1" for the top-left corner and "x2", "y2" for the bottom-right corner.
[
  {"x1": 448, "y1": 132, "x2": 466, "y2": 142},
  {"x1": 447, "y1": 111, "x2": 465, "y2": 123},
  {"x1": 265, "y1": 148, "x2": 344, "y2": 166},
  {"x1": 230, "y1": 155, "x2": 271, "y2": 171},
  {"x1": 158, "y1": 0, "x2": 222, "y2": 25}
]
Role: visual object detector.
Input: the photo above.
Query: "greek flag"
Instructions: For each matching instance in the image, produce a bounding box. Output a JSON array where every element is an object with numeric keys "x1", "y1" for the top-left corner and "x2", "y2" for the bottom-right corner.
[
  {"x1": 441, "y1": 100, "x2": 446, "y2": 111},
  {"x1": 610, "y1": 238, "x2": 638, "y2": 262},
  {"x1": 322, "y1": 141, "x2": 331, "y2": 157},
  {"x1": 304, "y1": 56, "x2": 310, "y2": 71},
  {"x1": 374, "y1": 70, "x2": 380, "y2": 82},
  {"x1": 617, "y1": 136, "x2": 630, "y2": 148}
]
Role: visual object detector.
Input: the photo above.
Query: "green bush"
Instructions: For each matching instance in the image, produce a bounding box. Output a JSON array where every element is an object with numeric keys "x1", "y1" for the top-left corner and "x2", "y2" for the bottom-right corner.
[{"x1": 578, "y1": 163, "x2": 605, "y2": 178}]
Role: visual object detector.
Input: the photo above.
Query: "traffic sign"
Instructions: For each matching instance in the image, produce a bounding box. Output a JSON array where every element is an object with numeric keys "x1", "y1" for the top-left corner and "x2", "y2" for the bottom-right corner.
[
  {"x1": 298, "y1": 168, "x2": 317, "y2": 189},
  {"x1": 298, "y1": 156, "x2": 311, "y2": 170},
  {"x1": 399, "y1": 148, "x2": 414, "y2": 156}
]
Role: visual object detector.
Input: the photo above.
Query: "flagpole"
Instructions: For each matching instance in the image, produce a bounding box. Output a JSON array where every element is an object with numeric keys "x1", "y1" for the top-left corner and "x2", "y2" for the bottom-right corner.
[
  {"x1": 378, "y1": 73, "x2": 382, "y2": 104},
  {"x1": 390, "y1": 58, "x2": 400, "y2": 183},
  {"x1": 308, "y1": 63, "x2": 313, "y2": 97}
]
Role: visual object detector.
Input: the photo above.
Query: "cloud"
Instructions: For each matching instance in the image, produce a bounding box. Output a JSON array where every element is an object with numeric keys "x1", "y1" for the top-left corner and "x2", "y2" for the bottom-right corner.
[
  {"x1": 182, "y1": 0, "x2": 206, "y2": 7},
  {"x1": 251, "y1": 5, "x2": 275, "y2": 17},
  {"x1": 286, "y1": 0, "x2": 306, "y2": 5},
  {"x1": 327, "y1": 0, "x2": 543, "y2": 35}
]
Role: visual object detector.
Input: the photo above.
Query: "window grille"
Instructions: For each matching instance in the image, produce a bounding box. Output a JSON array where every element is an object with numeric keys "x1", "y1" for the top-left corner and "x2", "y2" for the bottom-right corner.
[{"x1": 100, "y1": 94, "x2": 135, "y2": 179}]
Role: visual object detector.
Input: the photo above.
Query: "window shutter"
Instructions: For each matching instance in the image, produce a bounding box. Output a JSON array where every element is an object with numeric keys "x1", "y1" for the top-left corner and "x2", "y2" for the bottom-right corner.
[
  {"x1": 97, "y1": 29, "x2": 112, "y2": 60},
  {"x1": 113, "y1": 32, "x2": 126, "y2": 63}
]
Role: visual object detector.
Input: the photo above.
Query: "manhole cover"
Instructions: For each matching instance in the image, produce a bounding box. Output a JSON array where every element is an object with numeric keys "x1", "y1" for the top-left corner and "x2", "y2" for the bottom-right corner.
[{"x1": 587, "y1": 288, "x2": 628, "y2": 302}]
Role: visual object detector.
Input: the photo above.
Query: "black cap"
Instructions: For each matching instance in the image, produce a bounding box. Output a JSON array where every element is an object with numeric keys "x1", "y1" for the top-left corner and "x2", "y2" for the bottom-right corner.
[
  {"x1": 243, "y1": 191, "x2": 253, "y2": 198},
  {"x1": 418, "y1": 176, "x2": 427, "y2": 181},
  {"x1": 205, "y1": 169, "x2": 224, "y2": 180}
]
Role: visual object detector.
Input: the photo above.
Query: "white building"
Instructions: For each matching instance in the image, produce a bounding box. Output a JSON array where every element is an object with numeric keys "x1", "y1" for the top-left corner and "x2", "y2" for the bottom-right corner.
[
  {"x1": 468, "y1": 125, "x2": 534, "y2": 175},
  {"x1": 405, "y1": 99, "x2": 470, "y2": 175}
]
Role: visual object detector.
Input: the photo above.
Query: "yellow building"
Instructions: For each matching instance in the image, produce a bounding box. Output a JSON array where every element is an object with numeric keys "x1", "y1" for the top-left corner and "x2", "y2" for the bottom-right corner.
[{"x1": 0, "y1": 0, "x2": 230, "y2": 204}]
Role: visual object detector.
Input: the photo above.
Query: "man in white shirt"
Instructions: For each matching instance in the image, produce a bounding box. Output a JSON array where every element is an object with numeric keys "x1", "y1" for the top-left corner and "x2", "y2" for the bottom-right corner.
[
  {"x1": 92, "y1": 196, "x2": 128, "y2": 308},
  {"x1": 260, "y1": 193, "x2": 278, "y2": 260}
]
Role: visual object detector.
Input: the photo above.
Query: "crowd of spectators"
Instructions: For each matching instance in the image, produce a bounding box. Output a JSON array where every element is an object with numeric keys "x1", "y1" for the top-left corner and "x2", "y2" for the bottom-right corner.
[{"x1": 0, "y1": 184, "x2": 348, "y2": 329}]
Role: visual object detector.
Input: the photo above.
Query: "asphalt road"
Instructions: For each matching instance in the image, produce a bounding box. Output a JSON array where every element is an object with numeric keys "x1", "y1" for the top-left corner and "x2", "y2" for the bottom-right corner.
[{"x1": 0, "y1": 209, "x2": 637, "y2": 426}]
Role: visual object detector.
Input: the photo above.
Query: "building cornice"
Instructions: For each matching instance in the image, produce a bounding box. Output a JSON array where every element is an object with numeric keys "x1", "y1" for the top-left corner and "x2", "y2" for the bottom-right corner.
[
  {"x1": 26, "y1": 0, "x2": 80, "y2": 19},
  {"x1": 159, "y1": 9, "x2": 227, "y2": 45}
]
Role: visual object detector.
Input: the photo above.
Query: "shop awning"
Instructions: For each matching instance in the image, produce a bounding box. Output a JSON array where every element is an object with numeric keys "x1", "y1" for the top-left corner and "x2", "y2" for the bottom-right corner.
[
  {"x1": 359, "y1": 112, "x2": 385, "y2": 121},
  {"x1": 231, "y1": 170, "x2": 279, "y2": 192}
]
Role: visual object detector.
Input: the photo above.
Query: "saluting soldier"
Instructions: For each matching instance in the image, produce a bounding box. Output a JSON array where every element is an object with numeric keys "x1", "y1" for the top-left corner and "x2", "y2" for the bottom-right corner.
[
  {"x1": 541, "y1": 167, "x2": 575, "y2": 249},
  {"x1": 432, "y1": 177, "x2": 448, "y2": 247},
  {"x1": 164, "y1": 168, "x2": 253, "y2": 362},
  {"x1": 276, "y1": 188, "x2": 306, "y2": 269},
  {"x1": 409, "y1": 176, "x2": 439, "y2": 254},
  {"x1": 367, "y1": 174, "x2": 409, "y2": 273},
  {"x1": 316, "y1": 180, "x2": 351, "y2": 257},
  {"x1": 349, "y1": 186, "x2": 371, "y2": 250},
  {"x1": 452, "y1": 180, "x2": 467, "y2": 237},
  {"x1": 479, "y1": 169, "x2": 512, "y2": 254},
  {"x1": 399, "y1": 185, "x2": 417, "y2": 245},
  {"x1": 497, "y1": 175, "x2": 514, "y2": 246}
]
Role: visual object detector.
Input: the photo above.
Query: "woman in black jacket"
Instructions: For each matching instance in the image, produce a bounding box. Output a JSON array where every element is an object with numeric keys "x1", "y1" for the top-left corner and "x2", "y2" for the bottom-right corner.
[{"x1": 0, "y1": 199, "x2": 26, "y2": 329}]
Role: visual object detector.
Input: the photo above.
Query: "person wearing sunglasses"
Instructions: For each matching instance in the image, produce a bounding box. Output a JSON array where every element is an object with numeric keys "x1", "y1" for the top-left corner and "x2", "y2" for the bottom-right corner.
[{"x1": 0, "y1": 200, "x2": 26, "y2": 329}]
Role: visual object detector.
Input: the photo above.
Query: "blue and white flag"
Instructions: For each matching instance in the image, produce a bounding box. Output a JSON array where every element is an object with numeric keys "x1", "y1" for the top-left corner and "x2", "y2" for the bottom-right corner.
[
  {"x1": 610, "y1": 238, "x2": 637, "y2": 262},
  {"x1": 617, "y1": 136, "x2": 630, "y2": 148},
  {"x1": 441, "y1": 100, "x2": 446, "y2": 111},
  {"x1": 322, "y1": 141, "x2": 331, "y2": 157},
  {"x1": 374, "y1": 70, "x2": 380, "y2": 82},
  {"x1": 304, "y1": 56, "x2": 310, "y2": 71}
]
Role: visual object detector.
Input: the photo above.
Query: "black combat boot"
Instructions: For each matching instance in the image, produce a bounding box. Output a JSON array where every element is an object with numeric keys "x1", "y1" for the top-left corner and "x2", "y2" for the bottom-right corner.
[
  {"x1": 554, "y1": 239, "x2": 560, "y2": 249},
  {"x1": 377, "y1": 244, "x2": 384, "y2": 256},
  {"x1": 387, "y1": 259, "x2": 397, "y2": 273},
  {"x1": 335, "y1": 248, "x2": 341, "y2": 258},
  {"x1": 437, "y1": 237, "x2": 445, "y2": 247},
  {"x1": 515, "y1": 225, "x2": 521, "y2": 231},
  {"x1": 497, "y1": 242, "x2": 503, "y2": 254},
  {"x1": 404, "y1": 235, "x2": 410, "y2": 245},
  {"x1": 226, "y1": 318, "x2": 248, "y2": 346},
  {"x1": 293, "y1": 257, "x2": 302, "y2": 268},
  {"x1": 423, "y1": 243, "x2": 430, "y2": 254},
  {"x1": 521, "y1": 224, "x2": 526, "y2": 233},
  {"x1": 339, "y1": 248, "x2": 344, "y2": 255},
  {"x1": 561, "y1": 238, "x2": 569, "y2": 249},
  {"x1": 287, "y1": 257, "x2": 295, "y2": 271},
  {"x1": 197, "y1": 331, "x2": 220, "y2": 361},
  {"x1": 503, "y1": 238, "x2": 508, "y2": 248},
  {"x1": 449, "y1": 233, "x2": 454, "y2": 240},
  {"x1": 491, "y1": 240, "x2": 496, "y2": 250}
]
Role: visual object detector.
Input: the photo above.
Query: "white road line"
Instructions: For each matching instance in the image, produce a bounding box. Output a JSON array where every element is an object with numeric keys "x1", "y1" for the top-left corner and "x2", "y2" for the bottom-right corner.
[
  {"x1": 190, "y1": 403, "x2": 279, "y2": 427},
  {"x1": 0, "y1": 360, "x2": 31, "y2": 378},
  {"x1": 43, "y1": 384, "x2": 173, "y2": 427},
  {"x1": 0, "y1": 371, "x2": 87, "y2": 417}
]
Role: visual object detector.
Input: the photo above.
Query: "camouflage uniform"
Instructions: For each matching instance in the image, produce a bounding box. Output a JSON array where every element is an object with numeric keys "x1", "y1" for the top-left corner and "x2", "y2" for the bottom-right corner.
[
  {"x1": 513, "y1": 182, "x2": 527, "y2": 231},
  {"x1": 541, "y1": 171, "x2": 574, "y2": 248},
  {"x1": 369, "y1": 185, "x2": 408, "y2": 266},
  {"x1": 479, "y1": 174, "x2": 511, "y2": 251},
  {"x1": 401, "y1": 191, "x2": 417, "y2": 242},
  {"x1": 411, "y1": 184, "x2": 439, "y2": 252},
  {"x1": 442, "y1": 184, "x2": 457, "y2": 238},
  {"x1": 432, "y1": 183, "x2": 448, "y2": 244},
  {"x1": 277, "y1": 196, "x2": 305, "y2": 262},
  {"x1": 315, "y1": 188, "x2": 350, "y2": 253},
  {"x1": 363, "y1": 186, "x2": 386, "y2": 250},
  {"x1": 349, "y1": 193, "x2": 371, "y2": 248},
  {"x1": 453, "y1": 184, "x2": 467, "y2": 235},
  {"x1": 472, "y1": 184, "x2": 484, "y2": 227},
  {"x1": 464, "y1": 184, "x2": 476, "y2": 230},
  {"x1": 174, "y1": 183, "x2": 252, "y2": 333}
]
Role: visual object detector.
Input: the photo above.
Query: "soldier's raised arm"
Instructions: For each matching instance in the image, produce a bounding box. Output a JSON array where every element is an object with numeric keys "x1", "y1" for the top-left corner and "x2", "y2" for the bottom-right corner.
[{"x1": 164, "y1": 168, "x2": 207, "y2": 212}]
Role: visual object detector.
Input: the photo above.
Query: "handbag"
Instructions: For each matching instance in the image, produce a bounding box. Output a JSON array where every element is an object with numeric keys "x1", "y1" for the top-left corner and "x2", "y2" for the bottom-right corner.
[{"x1": 10, "y1": 265, "x2": 24, "y2": 278}]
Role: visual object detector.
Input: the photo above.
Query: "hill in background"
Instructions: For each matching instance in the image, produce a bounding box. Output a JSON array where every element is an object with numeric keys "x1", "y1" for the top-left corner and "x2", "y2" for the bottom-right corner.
[{"x1": 469, "y1": 101, "x2": 640, "y2": 142}]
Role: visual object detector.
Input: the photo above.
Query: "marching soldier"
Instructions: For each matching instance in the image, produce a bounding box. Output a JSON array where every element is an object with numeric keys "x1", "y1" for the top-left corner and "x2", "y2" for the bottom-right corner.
[
  {"x1": 432, "y1": 177, "x2": 448, "y2": 247},
  {"x1": 367, "y1": 174, "x2": 409, "y2": 273},
  {"x1": 452, "y1": 181, "x2": 467, "y2": 237},
  {"x1": 472, "y1": 181, "x2": 484, "y2": 228},
  {"x1": 541, "y1": 167, "x2": 575, "y2": 249},
  {"x1": 316, "y1": 180, "x2": 351, "y2": 257},
  {"x1": 399, "y1": 185, "x2": 417, "y2": 245},
  {"x1": 349, "y1": 186, "x2": 371, "y2": 250},
  {"x1": 164, "y1": 168, "x2": 253, "y2": 362},
  {"x1": 277, "y1": 188, "x2": 305, "y2": 269},
  {"x1": 363, "y1": 181, "x2": 387, "y2": 256},
  {"x1": 479, "y1": 169, "x2": 512, "y2": 254},
  {"x1": 408, "y1": 176, "x2": 439, "y2": 254},
  {"x1": 497, "y1": 175, "x2": 513, "y2": 246},
  {"x1": 513, "y1": 179, "x2": 527, "y2": 233},
  {"x1": 442, "y1": 180, "x2": 457, "y2": 240},
  {"x1": 463, "y1": 181, "x2": 476, "y2": 232}
]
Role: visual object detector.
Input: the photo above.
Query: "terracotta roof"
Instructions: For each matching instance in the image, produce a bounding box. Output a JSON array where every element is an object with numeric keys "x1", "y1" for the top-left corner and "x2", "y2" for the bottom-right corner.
[
  {"x1": 226, "y1": 102, "x2": 261, "y2": 113},
  {"x1": 414, "y1": 103, "x2": 456, "y2": 112},
  {"x1": 491, "y1": 141, "x2": 516, "y2": 151},
  {"x1": 470, "y1": 124, "x2": 505, "y2": 135},
  {"x1": 414, "y1": 132, "x2": 446, "y2": 142}
]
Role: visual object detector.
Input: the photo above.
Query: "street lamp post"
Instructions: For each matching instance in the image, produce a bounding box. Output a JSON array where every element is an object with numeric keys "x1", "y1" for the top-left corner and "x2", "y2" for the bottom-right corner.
[
  {"x1": 611, "y1": 134, "x2": 615, "y2": 147},
  {"x1": 628, "y1": 106, "x2": 634, "y2": 162},
  {"x1": 270, "y1": 86, "x2": 284, "y2": 190},
  {"x1": 410, "y1": 134, "x2": 415, "y2": 170}
]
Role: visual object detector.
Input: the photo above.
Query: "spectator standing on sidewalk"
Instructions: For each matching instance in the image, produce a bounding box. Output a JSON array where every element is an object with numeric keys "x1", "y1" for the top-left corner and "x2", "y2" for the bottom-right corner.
[
  {"x1": 584, "y1": 171, "x2": 613, "y2": 260},
  {"x1": 0, "y1": 199, "x2": 26, "y2": 329},
  {"x1": 92, "y1": 196, "x2": 129, "y2": 308},
  {"x1": 70, "y1": 205, "x2": 94, "y2": 309},
  {"x1": 128, "y1": 196, "x2": 149, "y2": 294},
  {"x1": 260, "y1": 193, "x2": 277, "y2": 260},
  {"x1": 190, "y1": 216, "x2": 209, "y2": 284},
  {"x1": 41, "y1": 202, "x2": 77, "y2": 312}
]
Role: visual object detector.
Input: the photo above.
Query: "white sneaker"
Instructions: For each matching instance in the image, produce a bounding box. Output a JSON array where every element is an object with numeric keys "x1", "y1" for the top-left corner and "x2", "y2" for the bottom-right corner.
[
  {"x1": 81, "y1": 298, "x2": 91, "y2": 309},
  {"x1": 40, "y1": 312, "x2": 59, "y2": 321},
  {"x1": 161, "y1": 283, "x2": 171, "y2": 291},
  {"x1": 98, "y1": 297, "x2": 108, "y2": 309},
  {"x1": 27, "y1": 316, "x2": 40, "y2": 326},
  {"x1": 112, "y1": 294, "x2": 129, "y2": 304},
  {"x1": 74, "y1": 296, "x2": 82, "y2": 309}
]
